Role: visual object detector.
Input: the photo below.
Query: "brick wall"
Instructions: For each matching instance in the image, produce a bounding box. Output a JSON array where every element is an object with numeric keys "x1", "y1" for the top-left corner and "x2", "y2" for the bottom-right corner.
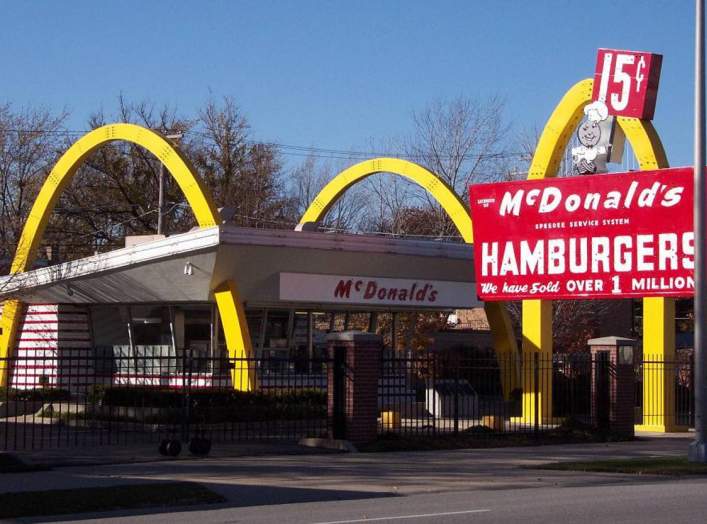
[
  {"x1": 327, "y1": 332, "x2": 382, "y2": 445},
  {"x1": 590, "y1": 341, "x2": 635, "y2": 437}
]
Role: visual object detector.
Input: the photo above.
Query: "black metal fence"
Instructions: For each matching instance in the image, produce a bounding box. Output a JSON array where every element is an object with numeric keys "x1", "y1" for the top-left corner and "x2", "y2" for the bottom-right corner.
[
  {"x1": 0, "y1": 350, "x2": 696, "y2": 451},
  {"x1": 377, "y1": 351, "x2": 596, "y2": 435},
  {"x1": 0, "y1": 352, "x2": 330, "y2": 451},
  {"x1": 634, "y1": 355, "x2": 694, "y2": 428},
  {"x1": 377, "y1": 351, "x2": 696, "y2": 436}
]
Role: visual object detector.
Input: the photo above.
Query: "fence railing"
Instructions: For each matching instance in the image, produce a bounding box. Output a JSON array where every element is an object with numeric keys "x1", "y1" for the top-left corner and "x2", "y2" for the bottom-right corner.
[
  {"x1": 634, "y1": 354, "x2": 694, "y2": 428},
  {"x1": 377, "y1": 352, "x2": 596, "y2": 435},
  {"x1": 377, "y1": 351, "x2": 695, "y2": 436},
  {"x1": 0, "y1": 351, "x2": 695, "y2": 451},
  {"x1": 0, "y1": 353, "x2": 330, "y2": 451}
]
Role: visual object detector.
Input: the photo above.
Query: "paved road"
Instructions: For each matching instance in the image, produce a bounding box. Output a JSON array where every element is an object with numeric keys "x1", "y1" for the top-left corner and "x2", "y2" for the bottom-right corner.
[
  {"x1": 44, "y1": 477, "x2": 707, "y2": 524},
  {"x1": 5, "y1": 434, "x2": 701, "y2": 523}
]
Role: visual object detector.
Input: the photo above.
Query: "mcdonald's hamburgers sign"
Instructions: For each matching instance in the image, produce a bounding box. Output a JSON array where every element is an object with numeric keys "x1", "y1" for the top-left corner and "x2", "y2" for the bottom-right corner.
[{"x1": 469, "y1": 167, "x2": 694, "y2": 301}]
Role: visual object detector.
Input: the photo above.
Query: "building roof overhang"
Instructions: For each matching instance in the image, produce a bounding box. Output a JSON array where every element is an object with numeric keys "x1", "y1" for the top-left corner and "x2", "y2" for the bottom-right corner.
[{"x1": 0, "y1": 225, "x2": 477, "y2": 309}]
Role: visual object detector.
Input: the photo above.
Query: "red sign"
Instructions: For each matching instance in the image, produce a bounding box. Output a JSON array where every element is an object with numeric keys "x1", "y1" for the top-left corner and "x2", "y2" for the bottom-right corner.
[
  {"x1": 592, "y1": 48, "x2": 662, "y2": 120},
  {"x1": 469, "y1": 168, "x2": 694, "y2": 301}
]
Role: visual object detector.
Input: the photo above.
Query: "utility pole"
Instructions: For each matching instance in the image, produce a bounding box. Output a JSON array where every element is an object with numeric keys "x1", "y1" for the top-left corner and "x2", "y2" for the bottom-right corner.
[
  {"x1": 157, "y1": 132, "x2": 183, "y2": 235},
  {"x1": 690, "y1": 0, "x2": 707, "y2": 463}
]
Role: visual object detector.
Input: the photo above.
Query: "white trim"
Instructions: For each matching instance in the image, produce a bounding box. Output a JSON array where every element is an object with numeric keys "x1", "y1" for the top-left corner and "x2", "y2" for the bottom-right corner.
[
  {"x1": 0, "y1": 227, "x2": 220, "y2": 297},
  {"x1": 220, "y1": 225, "x2": 473, "y2": 260}
]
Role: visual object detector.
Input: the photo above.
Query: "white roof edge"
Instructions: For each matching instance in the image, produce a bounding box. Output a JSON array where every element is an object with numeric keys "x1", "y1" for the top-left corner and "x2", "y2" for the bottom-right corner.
[
  {"x1": 0, "y1": 225, "x2": 474, "y2": 299},
  {"x1": 0, "y1": 227, "x2": 220, "y2": 297},
  {"x1": 219, "y1": 225, "x2": 474, "y2": 259}
]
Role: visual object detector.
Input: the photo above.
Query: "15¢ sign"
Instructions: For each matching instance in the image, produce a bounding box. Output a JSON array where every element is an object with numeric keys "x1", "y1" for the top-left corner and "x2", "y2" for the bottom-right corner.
[{"x1": 592, "y1": 48, "x2": 662, "y2": 120}]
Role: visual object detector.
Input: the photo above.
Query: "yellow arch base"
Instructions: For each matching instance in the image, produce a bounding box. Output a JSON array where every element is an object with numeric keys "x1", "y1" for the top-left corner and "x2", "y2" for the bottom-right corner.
[
  {"x1": 0, "y1": 123, "x2": 254, "y2": 391},
  {"x1": 214, "y1": 280, "x2": 256, "y2": 390},
  {"x1": 620, "y1": 119, "x2": 682, "y2": 431},
  {"x1": 518, "y1": 79, "x2": 681, "y2": 430},
  {"x1": 299, "y1": 157, "x2": 520, "y2": 398}
]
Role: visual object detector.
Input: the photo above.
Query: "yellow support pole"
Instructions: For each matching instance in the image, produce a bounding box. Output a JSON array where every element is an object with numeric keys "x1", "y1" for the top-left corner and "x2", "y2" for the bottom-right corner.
[
  {"x1": 617, "y1": 118, "x2": 683, "y2": 432},
  {"x1": 0, "y1": 300, "x2": 22, "y2": 388},
  {"x1": 637, "y1": 298, "x2": 683, "y2": 431},
  {"x1": 484, "y1": 302, "x2": 520, "y2": 398},
  {"x1": 520, "y1": 79, "x2": 593, "y2": 422},
  {"x1": 213, "y1": 280, "x2": 256, "y2": 391},
  {"x1": 520, "y1": 300, "x2": 553, "y2": 424},
  {"x1": 620, "y1": 121, "x2": 671, "y2": 433}
]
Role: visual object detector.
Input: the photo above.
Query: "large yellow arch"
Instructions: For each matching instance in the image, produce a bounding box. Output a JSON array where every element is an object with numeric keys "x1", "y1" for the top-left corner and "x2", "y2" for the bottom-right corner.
[
  {"x1": 300, "y1": 157, "x2": 473, "y2": 242},
  {"x1": 298, "y1": 157, "x2": 520, "y2": 396},
  {"x1": 0, "y1": 123, "x2": 254, "y2": 390},
  {"x1": 522, "y1": 78, "x2": 674, "y2": 429}
]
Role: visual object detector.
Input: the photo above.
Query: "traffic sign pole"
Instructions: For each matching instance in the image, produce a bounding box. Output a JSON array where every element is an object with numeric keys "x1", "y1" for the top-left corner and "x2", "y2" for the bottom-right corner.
[{"x1": 690, "y1": 0, "x2": 707, "y2": 463}]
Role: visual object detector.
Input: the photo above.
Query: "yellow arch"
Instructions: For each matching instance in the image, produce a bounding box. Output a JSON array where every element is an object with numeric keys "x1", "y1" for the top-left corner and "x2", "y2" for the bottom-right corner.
[
  {"x1": 10, "y1": 123, "x2": 220, "y2": 273},
  {"x1": 298, "y1": 157, "x2": 520, "y2": 397},
  {"x1": 0, "y1": 123, "x2": 254, "y2": 390},
  {"x1": 522, "y1": 78, "x2": 672, "y2": 427},
  {"x1": 527, "y1": 78, "x2": 668, "y2": 177},
  {"x1": 300, "y1": 157, "x2": 473, "y2": 242}
]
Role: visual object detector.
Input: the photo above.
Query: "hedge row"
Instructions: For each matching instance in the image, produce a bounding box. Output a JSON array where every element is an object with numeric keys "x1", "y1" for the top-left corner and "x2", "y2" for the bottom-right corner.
[{"x1": 87, "y1": 386, "x2": 327, "y2": 423}]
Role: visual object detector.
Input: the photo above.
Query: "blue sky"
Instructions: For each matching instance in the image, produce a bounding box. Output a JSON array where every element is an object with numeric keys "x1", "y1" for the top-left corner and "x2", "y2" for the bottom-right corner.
[{"x1": 0, "y1": 0, "x2": 698, "y2": 167}]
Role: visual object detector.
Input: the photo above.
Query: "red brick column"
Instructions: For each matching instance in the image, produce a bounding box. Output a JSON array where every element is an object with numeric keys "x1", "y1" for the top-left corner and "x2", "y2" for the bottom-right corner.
[
  {"x1": 327, "y1": 332, "x2": 381, "y2": 446},
  {"x1": 588, "y1": 336, "x2": 636, "y2": 438}
]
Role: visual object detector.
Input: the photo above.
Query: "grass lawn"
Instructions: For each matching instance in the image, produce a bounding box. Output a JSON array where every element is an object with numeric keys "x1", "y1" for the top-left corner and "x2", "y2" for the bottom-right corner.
[
  {"x1": 531, "y1": 456, "x2": 707, "y2": 476},
  {"x1": 0, "y1": 482, "x2": 225, "y2": 519}
]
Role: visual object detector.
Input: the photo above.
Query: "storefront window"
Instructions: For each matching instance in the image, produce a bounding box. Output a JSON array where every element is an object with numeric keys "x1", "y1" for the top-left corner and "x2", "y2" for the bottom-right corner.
[
  {"x1": 90, "y1": 303, "x2": 215, "y2": 377},
  {"x1": 172, "y1": 305, "x2": 213, "y2": 373}
]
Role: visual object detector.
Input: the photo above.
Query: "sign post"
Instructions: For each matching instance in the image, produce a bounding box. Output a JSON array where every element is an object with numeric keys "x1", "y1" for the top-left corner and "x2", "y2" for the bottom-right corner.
[{"x1": 690, "y1": 0, "x2": 707, "y2": 463}]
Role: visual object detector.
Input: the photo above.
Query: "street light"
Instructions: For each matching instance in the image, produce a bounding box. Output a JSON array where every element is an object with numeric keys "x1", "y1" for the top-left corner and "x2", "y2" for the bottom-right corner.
[
  {"x1": 157, "y1": 131, "x2": 183, "y2": 235},
  {"x1": 690, "y1": 0, "x2": 707, "y2": 463}
]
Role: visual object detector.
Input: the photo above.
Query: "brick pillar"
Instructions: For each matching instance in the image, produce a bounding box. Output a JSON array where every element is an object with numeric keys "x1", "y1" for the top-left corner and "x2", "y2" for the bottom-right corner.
[
  {"x1": 588, "y1": 336, "x2": 636, "y2": 438},
  {"x1": 326, "y1": 331, "x2": 381, "y2": 446}
]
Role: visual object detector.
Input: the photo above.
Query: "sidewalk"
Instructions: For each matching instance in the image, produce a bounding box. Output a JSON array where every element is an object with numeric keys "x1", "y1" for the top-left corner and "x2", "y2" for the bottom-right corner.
[
  {"x1": 0, "y1": 434, "x2": 693, "y2": 503},
  {"x1": 12, "y1": 440, "x2": 339, "y2": 468}
]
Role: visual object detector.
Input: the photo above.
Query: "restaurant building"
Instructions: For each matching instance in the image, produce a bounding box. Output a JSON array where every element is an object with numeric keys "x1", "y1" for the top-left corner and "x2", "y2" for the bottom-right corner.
[{"x1": 0, "y1": 224, "x2": 481, "y2": 390}]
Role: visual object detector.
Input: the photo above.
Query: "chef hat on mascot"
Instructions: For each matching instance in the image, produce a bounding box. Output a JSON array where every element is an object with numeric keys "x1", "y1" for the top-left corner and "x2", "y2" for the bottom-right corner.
[{"x1": 584, "y1": 100, "x2": 608, "y2": 122}]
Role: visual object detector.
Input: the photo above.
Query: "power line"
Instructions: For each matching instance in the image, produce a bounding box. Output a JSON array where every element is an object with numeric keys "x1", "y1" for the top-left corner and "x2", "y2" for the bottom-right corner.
[{"x1": 1, "y1": 127, "x2": 530, "y2": 162}]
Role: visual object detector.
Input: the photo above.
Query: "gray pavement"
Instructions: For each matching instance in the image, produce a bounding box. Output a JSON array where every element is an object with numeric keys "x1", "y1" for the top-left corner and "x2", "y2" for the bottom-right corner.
[
  {"x1": 0, "y1": 433, "x2": 699, "y2": 522},
  {"x1": 53, "y1": 477, "x2": 707, "y2": 524},
  {"x1": 13, "y1": 440, "x2": 339, "y2": 468}
]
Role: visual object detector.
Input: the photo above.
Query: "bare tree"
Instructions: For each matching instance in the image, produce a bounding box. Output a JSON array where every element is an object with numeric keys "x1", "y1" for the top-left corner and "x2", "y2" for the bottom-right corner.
[
  {"x1": 39, "y1": 96, "x2": 292, "y2": 260},
  {"x1": 0, "y1": 104, "x2": 68, "y2": 267},
  {"x1": 404, "y1": 95, "x2": 507, "y2": 237},
  {"x1": 358, "y1": 173, "x2": 417, "y2": 236},
  {"x1": 350, "y1": 95, "x2": 509, "y2": 239},
  {"x1": 506, "y1": 300, "x2": 615, "y2": 353},
  {"x1": 288, "y1": 153, "x2": 366, "y2": 232},
  {"x1": 504, "y1": 124, "x2": 579, "y2": 181},
  {"x1": 190, "y1": 96, "x2": 290, "y2": 229},
  {"x1": 408, "y1": 95, "x2": 507, "y2": 191}
]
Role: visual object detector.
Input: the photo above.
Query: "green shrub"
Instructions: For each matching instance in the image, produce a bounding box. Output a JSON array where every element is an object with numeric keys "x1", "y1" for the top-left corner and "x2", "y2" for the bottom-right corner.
[{"x1": 91, "y1": 386, "x2": 327, "y2": 423}]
